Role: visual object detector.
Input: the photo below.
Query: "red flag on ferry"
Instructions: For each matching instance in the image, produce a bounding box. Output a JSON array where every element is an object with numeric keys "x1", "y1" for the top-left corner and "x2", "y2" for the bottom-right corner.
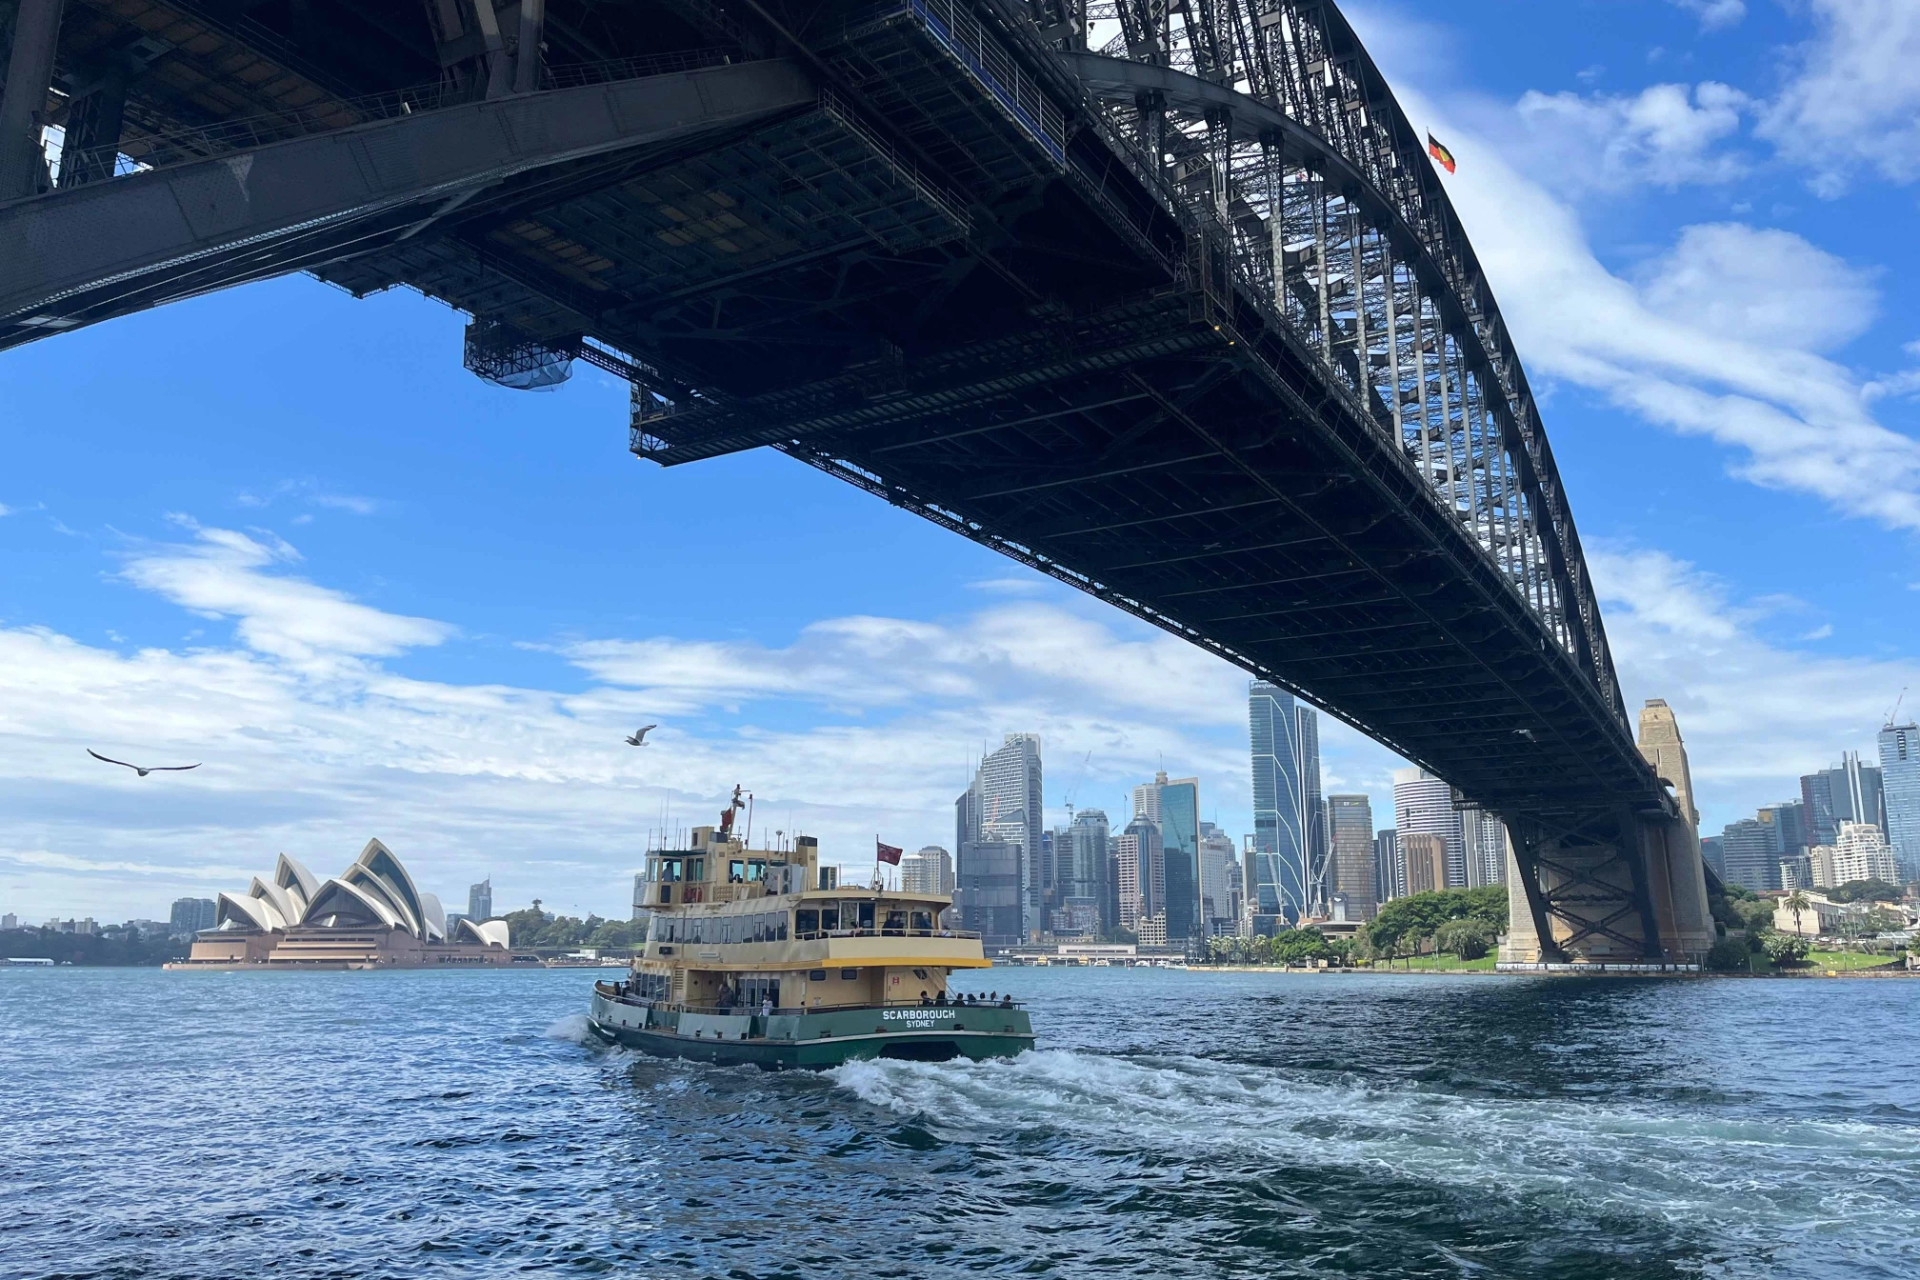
[
  {"x1": 876, "y1": 839, "x2": 903, "y2": 865},
  {"x1": 1427, "y1": 132, "x2": 1456, "y2": 174}
]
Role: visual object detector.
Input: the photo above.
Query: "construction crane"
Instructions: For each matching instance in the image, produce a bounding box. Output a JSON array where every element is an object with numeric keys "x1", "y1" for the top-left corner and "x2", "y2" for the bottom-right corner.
[
  {"x1": 1888, "y1": 688, "x2": 1908, "y2": 729},
  {"x1": 1062, "y1": 750, "x2": 1093, "y2": 823}
]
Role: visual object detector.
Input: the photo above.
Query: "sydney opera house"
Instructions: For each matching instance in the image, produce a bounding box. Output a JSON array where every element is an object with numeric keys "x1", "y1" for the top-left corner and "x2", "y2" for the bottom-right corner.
[{"x1": 170, "y1": 839, "x2": 522, "y2": 969}]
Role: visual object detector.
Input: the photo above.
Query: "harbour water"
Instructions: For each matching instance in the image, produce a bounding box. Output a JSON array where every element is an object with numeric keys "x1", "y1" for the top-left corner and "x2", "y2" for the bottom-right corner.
[{"x1": 4, "y1": 966, "x2": 1917, "y2": 1279}]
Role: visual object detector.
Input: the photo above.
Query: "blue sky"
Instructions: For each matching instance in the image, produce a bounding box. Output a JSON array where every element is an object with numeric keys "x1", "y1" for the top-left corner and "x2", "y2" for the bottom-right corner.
[{"x1": 5, "y1": 0, "x2": 1920, "y2": 922}]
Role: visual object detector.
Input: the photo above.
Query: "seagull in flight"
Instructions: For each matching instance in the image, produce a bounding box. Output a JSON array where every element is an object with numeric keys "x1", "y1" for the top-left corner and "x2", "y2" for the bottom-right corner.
[
  {"x1": 624, "y1": 725, "x2": 657, "y2": 747},
  {"x1": 88, "y1": 750, "x2": 201, "y2": 778}
]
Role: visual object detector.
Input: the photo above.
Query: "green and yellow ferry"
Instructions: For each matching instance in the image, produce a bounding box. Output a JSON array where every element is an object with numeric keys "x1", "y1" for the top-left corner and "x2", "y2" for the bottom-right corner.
[{"x1": 587, "y1": 797, "x2": 1033, "y2": 1069}]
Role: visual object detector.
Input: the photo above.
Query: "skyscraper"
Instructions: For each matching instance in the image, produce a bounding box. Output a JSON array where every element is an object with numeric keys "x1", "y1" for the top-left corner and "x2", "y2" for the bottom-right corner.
[
  {"x1": 1460, "y1": 806, "x2": 1509, "y2": 889},
  {"x1": 468, "y1": 879, "x2": 492, "y2": 921},
  {"x1": 1326, "y1": 795, "x2": 1377, "y2": 920},
  {"x1": 1401, "y1": 833, "x2": 1447, "y2": 895},
  {"x1": 902, "y1": 846, "x2": 955, "y2": 895},
  {"x1": 1801, "y1": 752, "x2": 1884, "y2": 846},
  {"x1": 1699, "y1": 835, "x2": 1725, "y2": 878},
  {"x1": 1249, "y1": 681, "x2": 1325, "y2": 929},
  {"x1": 1373, "y1": 829, "x2": 1402, "y2": 903},
  {"x1": 1197, "y1": 821, "x2": 1238, "y2": 934},
  {"x1": 1720, "y1": 818, "x2": 1778, "y2": 892},
  {"x1": 1877, "y1": 722, "x2": 1920, "y2": 881},
  {"x1": 1061, "y1": 807, "x2": 1110, "y2": 932},
  {"x1": 1832, "y1": 821, "x2": 1898, "y2": 885},
  {"x1": 1394, "y1": 768, "x2": 1466, "y2": 889},
  {"x1": 1156, "y1": 775, "x2": 1200, "y2": 940},
  {"x1": 958, "y1": 733, "x2": 1044, "y2": 941},
  {"x1": 168, "y1": 897, "x2": 216, "y2": 937}
]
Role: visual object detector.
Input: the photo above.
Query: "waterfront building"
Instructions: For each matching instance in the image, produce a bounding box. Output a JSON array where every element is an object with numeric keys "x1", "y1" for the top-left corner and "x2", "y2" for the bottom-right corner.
[
  {"x1": 1, "y1": 913, "x2": 14, "y2": 930},
  {"x1": 1248, "y1": 681, "x2": 1325, "y2": 929},
  {"x1": 169, "y1": 897, "x2": 216, "y2": 937},
  {"x1": 1460, "y1": 805, "x2": 1509, "y2": 890},
  {"x1": 1773, "y1": 892, "x2": 1847, "y2": 938},
  {"x1": 1801, "y1": 753, "x2": 1884, "y2": 847},
  {"x1": 1394, "y1": 768, "x2": 1466, "y2": 889},
  {"x1": 1636, "y1": 699, "x2": 1699, "y2": 828},
  {"x1": 1158, "y1": 776, "x2": 1200, "y2": 940},
  {"x1": 1719, "y1": 818, "x2": 1778, "y2": 892},
  {"x1": 1832, "y1": 821, "x2": 1898, "y2": 886},
  {"x1": 1197, "y1": 822, "x2": 1238, "y2": 934},
  {"x1": 1401, "y1": 833, "x2": 1447, "y2": 895},
  {"x1": 1757, "y1": 801, "x2": 1808, "y2": 865},
  {"x1": 1877, "y1": 722, "x2": 1920, "y2": 881},
  {"x1": 1700, "y1": 835, "x2": 1725, "y2": 878},
  {"x1": 955, "y1": 839, "x2": 1024, "y2": 945},
  {"x1": 957, "y1": 734, "x2": 1044, "y2": 941},
  {"x1": 1113, "y1": 832, "x2": 1142, "y2": 933},
  {"x1": 174, "y1": 841, "x2": 517, "y2": 969},
  {"x1": 902, "y1": 846, "x2": 955, "y2": 896},
  {"x1": 1326, "y1": 795, "x2": 1377, "y2": 920},
  {"x1": 1373, "y1": 829, "x2": 1402, "y2": 903},
  {"x1": 1061, "y1": 808, "x2": 1110, "y2": 933},
  {"x1": 468, "y1": 879, "x2": 493, "y2": 921},
  {"x1": 1136, "y1": 912, "x2": 1167, "y2": 947}
]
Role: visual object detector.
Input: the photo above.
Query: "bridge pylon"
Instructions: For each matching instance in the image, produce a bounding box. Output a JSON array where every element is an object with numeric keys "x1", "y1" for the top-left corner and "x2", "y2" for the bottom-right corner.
[{"x1": 1499, "y1": 812, "x2": 1712, "y2": 967}]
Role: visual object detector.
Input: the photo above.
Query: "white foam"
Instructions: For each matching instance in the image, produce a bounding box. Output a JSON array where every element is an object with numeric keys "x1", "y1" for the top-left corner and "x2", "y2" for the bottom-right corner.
[
  {"x1": 829, "y1": 1047, "x2": 1920, "y2": 1246},
  {"x1": 542, "y1": 1013, "x2": 594, "y2": 1044}
]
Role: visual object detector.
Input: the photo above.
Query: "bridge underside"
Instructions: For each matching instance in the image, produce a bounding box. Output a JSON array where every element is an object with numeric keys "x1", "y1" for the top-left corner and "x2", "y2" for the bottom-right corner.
[{"x1": 1, "y1": 0, "x2": 1710, "y2": 961}]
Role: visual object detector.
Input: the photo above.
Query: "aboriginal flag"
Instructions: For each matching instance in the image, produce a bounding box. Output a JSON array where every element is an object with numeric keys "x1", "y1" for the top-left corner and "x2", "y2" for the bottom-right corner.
[
  {"x1": 876, "y1": 839, "x2": 903, "y2": 865},
  {"x1": 1427, "y1": 133, "x2": 1456, "y2": 174}
]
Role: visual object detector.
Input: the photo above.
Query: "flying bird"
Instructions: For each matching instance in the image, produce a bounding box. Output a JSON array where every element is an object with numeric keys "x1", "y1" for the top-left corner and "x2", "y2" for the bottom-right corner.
[
  {"x1": 625, "y1": 725, "x2": 657, "y2": 747},
  {"x1": 88, "y1": 750, "x2": 201, "y2": 778}
]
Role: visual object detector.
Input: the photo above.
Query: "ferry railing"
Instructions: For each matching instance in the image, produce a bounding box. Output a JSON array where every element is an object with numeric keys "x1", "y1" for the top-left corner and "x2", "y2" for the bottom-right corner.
[{"x1": 595, "y1": 988, "x2": 1023, "y2": 1015}]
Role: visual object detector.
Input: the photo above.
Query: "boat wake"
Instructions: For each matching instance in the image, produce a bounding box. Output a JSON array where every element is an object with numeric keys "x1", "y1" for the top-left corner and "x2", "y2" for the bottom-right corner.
[{"x1": 829, "y1": 1046, "x2": 1920, "y2": 1274}]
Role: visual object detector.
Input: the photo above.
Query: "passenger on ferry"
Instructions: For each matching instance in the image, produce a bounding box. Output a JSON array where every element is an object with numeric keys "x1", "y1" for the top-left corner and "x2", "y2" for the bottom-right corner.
[{"x1": 1000, "y1": 994, "x2": 1013, "y2": 1007}]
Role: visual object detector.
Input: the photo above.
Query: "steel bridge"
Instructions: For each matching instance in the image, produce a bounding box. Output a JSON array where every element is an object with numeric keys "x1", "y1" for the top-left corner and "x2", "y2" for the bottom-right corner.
[{"x1": 0, "y1": 0, "x2": 1712, "y2": 962}]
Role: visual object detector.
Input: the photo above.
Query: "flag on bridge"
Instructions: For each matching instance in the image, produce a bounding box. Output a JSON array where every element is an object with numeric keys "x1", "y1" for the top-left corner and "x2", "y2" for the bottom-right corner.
[
  {"x1": 1427, "y1": 132, "x2": 1456, "y2": 174},
  {"x1": 876, "y1": 839, "x2": 903, "y2": 866}
]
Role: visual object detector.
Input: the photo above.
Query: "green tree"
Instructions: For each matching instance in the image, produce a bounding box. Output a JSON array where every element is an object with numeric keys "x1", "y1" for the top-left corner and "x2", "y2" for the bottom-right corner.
[
  {"x1": 1782, "y1": 889, "x2": 1811, "y2": 938},
  {"x1": 1827, "y1": 879, "x2": 1902, "y2": 905},
  {"x1": 1434, "y1": 918, "x2": 1492, "y2": 961},
  {"x1": 1763, "y1": 933, "x2": 1810, "y2": 966}
]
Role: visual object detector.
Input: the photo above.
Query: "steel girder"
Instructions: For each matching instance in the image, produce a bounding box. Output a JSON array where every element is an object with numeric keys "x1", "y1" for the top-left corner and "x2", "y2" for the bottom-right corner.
[{"x1": 0, "y1": 58, "x2": 815, "y2": 349}]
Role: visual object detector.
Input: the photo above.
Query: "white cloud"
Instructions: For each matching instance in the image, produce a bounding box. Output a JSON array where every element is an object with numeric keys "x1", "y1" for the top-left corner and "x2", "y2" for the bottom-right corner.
[
  {"x1": 0, "y1": 525, "x2": 1281, "y2": 921},
  {"x1": 0, "y1": 502, "x2": 11, "y2": 516},
  {"x1": 1590, "y1": 547, "x2": 1913, "y2": 826},
  {"x1": 1671, "y1": 0, "x2": 1745, "y2": 31},
  {"x1": 236, "y1": 478, "x2": 381, "y2": 516},
  {"x1": 1513, "y1": 81, "x2": 1748, "y2": 192},
  {"x1": 118, "y1": 522, "x2": 452, "y2": 662},
  {"x1": 1759, "y1": 0, "x2": 1920, "y2": 195},
  {"x1": 1409, "y1": 102, "x2": 1920, "y2": 532},
  {"x1": 1631, "y1": 223, "x2": 1877, "y2": 353}
]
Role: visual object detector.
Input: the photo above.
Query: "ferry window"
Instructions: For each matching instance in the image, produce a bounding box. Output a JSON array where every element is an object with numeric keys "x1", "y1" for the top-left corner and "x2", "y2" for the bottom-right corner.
[
  {"x1": 660, "y1": 859, "x2": 682, "y2": 882},
  {"x1": 747, "y1": 860, "x2": 766, "y2": 881},
  {"x1": 658, "y1": 885, "x2": 672, "y2": 904},
  {"x1": 796, "y1": 909, "x2": 818, "y2": 935},
  {"x1": 820, "y1": 905, "x2": 839, "y2": 931},
  {"x1": 911, "y1": 911, "x2": 932, "y2": 934},
  {"x1": 840, "y1": 968, "x2": 859, "y2": 980},
  {"x1": 777, "y1": 917, "x2": 788, "y2": 941},
  {"x1": 808, "y1": 969, "x2": 827, "y2": 982},
  {"x1": 857, "y1": 902, "x2": 875, "y2": 931},
  {"x1": 728, "y1": 859, "x2": 746, "y2": 883},
  {"x1": 689, "y1": 858, "x2": 705, "y2": 881},
  {"x1": 883, "y1": 910, "x2": 905, "y2": 935},
  {"x1": 912, "y1": 968, "x2": 928, "y2": 980}
]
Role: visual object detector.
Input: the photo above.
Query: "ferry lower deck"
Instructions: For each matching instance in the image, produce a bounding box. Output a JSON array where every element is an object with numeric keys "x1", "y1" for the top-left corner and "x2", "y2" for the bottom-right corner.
[{"x1": 587, "y1": 982, "x2": 1034, "y2": 1069}]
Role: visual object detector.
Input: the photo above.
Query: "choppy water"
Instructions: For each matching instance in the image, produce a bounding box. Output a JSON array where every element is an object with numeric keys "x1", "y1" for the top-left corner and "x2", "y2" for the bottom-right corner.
[{"x1": 4, "y1": 967, "x2": 1918, "y2": 1279}]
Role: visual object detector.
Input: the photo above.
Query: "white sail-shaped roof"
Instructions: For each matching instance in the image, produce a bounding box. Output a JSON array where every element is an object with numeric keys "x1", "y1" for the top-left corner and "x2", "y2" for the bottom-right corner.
[
  {"x1": 348, "y1": 839, "x2": 426, "y2": 935},
  {"x1": 274, "y1": 853, "x2": 320, "y2": 913},
  {"x1": 341, "y1": 863, "x2": 416, "y2": 935},
  {"x1": 248, "y1": 877, "x2": 300, "y2": 928},
  {"x1": 300, "y1": 877, "x2": 404, "y2": 930},
  {"x1": 454, "y1": 917, "x2": 511, "y2": 949},
  {"x1": 416, "y1": 891, "x2": 447, "y2": 941},
  {"x1": 217, "y1": 891, "x2": 285, "y2": 932}
]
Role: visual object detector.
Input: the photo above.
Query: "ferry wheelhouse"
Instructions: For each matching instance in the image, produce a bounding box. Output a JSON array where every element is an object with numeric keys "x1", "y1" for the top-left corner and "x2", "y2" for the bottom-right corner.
[{"x1": 587, "y1": 793, "x2": 1033, "y2": 1068}]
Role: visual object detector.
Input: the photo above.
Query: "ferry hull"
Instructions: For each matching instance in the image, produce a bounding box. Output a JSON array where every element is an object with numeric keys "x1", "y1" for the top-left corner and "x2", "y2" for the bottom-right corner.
[{"x1": 587, "y1": 990, "x2": 1032, "y2": 1070}]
